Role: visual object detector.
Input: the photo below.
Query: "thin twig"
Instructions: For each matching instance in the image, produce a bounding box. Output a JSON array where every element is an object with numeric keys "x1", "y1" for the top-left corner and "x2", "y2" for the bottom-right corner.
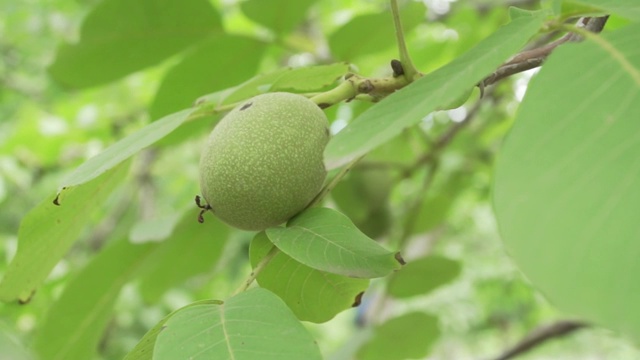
[
  {"x1": 482, "y1": 16, "x2": 609, "y2": 86},
  {"x1": 233, "y1": 244, "x2": 280, "y2": 295},
  {"x1": 491, "y1": 320, "x2": 588, "y2": 360},
  {"x1": 407, "y1": 89, "x2": 490, "y2": 175},
  {"x1": 390, "y1": 0, "x2": 422, "y2": 81}
]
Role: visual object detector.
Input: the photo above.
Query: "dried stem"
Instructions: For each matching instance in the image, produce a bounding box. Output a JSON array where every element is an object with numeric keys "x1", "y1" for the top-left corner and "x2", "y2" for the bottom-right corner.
[
  {"x1": 491, "y1": 320, "x2": 588, "y2": 360},
  {"x1": 482, "y1": 16, "x2": 609, "y2": 87}
]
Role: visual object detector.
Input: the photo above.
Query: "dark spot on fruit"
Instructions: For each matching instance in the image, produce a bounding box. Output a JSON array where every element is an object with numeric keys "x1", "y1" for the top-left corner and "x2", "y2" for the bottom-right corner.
[
  {"x1": 240, "y1": 102, "x2": 253, "y2": 111},
  {"x1": 324, "y1": 127, "x2": 330, "y2": 137},
  {"x1": 352, "y1": 291, "x2": 364, "y2": 307},
  {"x1": 395, "y1": 252, "x2": 406, "y2": 265}
]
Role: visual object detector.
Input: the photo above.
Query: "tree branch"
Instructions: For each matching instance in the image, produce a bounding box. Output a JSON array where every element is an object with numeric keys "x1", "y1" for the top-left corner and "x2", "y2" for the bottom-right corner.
[
  {"x1": 482, "y1": 16, "x2": 609, "y2": 87},
  {"x1": 491, "y1": 320, "x2": 588, "y2": 360}
]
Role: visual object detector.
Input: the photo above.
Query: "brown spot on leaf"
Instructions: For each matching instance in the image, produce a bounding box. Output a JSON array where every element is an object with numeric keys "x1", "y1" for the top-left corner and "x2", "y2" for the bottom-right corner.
[
  {"x1": 53, "y1": 194, "x2": 61, "y2": 206},
  {"x1": 240, "y1": 102, "x2": 253, "y2": 110},
  {"x1": 394, "y1": 252, "x2": 406, "y2": 265},
  {"x1": 352, "y1": 291, "x2": 364, "y2": 307},
  {"x1": 317, "y1": 103, "x2": 331, "y2": 109},
  {"x1": 18, "y1": 290, "x2": 36, "y2": 304}
]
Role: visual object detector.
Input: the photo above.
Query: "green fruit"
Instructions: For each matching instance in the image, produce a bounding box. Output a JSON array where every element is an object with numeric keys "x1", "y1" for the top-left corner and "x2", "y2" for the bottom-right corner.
[{"x1": 199, "y1": 92, "x2": 329, "y2": 231}]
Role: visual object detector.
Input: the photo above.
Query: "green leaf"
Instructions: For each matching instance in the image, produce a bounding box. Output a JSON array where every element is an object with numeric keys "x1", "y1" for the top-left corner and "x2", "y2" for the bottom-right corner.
[
  {"x1": 356, "y1": 312, "x2": 440, "y2": 360},
  {"x1": 240, "y1": 0, "x2": 319, "y2": 36},
  {"x1": 0, "y1": 163, "x2": 128, "y2": 302},
  {"x1": 154, "y1": 288, "x2": 322, "y2": 360},
  {"x1": 124, "y1": 299, "x2": 223, "y2": 360},
  {"x1": 564, "y1": 0, "x2": 640, "y2": 21},
  {"x1": 493, "y1": 24, "x2": 640, "y2": 339},
  {"x1": 149, "y1": 35, "x2": 267, "y2": 119},
  {"x1": 387, "y1": 256, "x2": 461, "y2": 299},
  {"x1": 328, "y1": 2, "x2": 426, "y2": 61},
  {"x1": 33, "y1": 238, "x2": 156, "y2": 360},
  {"x1": 215, "y1": 63, "x2": 350, "y2": 106},
  {"x1": 411, "y1": 194, "x2": 454, "y2": 234},
  {"x1": 48, "y1": 0, "x2": 222, "y2": 89},
  {"x1": 509, "y1": 7, "x2": 542, "y2": 20},
  {"x1": 136, "y1": 213, "x2": 228, "y2": 303},
  {"x1": 324, "y1": 13, "x2": 545, "y2": 169},
  {"x1": 250, "y1": 232, "x2": 369, "y2": 323},
  {"x1": 59, "y1": 108, "x2": 194, "y2": 189},
  {"x1": 266, "y1": 207, "x2": 403, "y2": 278}
]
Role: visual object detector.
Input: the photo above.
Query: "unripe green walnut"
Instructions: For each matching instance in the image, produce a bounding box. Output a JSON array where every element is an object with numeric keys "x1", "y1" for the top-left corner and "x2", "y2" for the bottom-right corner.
[{"x1": 199, "y1": 92, "x2": 329, "y2": 231}]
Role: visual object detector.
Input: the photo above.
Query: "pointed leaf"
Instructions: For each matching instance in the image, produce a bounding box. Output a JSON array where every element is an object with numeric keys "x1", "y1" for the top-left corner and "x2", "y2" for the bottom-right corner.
[
  {"x1": 214, "y1": 63, "x2": 350, "y2": 106},
  {"x1": 154, "y1": 288, "x2": 322, "y2": 360},
  {"x1": 266, "y1": 207, "x2": 403, "y2": 278},
  {"x1": 59, "y1": 108, "x2": 194, "y2": 189},
  {"x1": 240, "y1": 0, "x2": 319, "y2": 36},
  {"x1": 0, "y1": 163, "x2": 128, "y2": 302},
  {"x1": 324, "y1": 14, "x2": 545, "y2": 169},
  {"x1": 387, "y1": 255, "x2": 461, "y2": 299},
  {"x1": 250, "y1": 232, "x2": 369, "y2": 323},
  {"x1": 33, "y1": 238, "x2": 156, "y2": 360},
  {"x1": 493, "y1": 24, "x2": 640, "y2": 338},
  {"x1": 356, "y1": 312, "x2": 440, "y2": 360},
  {"x1": 149, "y1": 35, "x2": 267, "y2": 119},
  {"x1": 48, "y1": 0, "x2": 222, "y2": 88}
]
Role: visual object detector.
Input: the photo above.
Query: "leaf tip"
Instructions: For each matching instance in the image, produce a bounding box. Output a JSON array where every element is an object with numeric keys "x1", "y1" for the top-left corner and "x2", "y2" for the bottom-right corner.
[
  {"x1": 352, "y1": 291, "x2": 364, "y2": 307},
  {"x1": 18, "y1": 289, "x2": 36, "y2": 305},
  {"x1": 53, "y1": 186, "x2": 70, "y2": 206}
]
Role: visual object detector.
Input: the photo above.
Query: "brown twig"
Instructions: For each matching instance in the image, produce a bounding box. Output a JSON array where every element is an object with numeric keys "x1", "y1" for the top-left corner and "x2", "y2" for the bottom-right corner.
[
  {"x1": 406, "y1": 88, "x2": 491, "y2": 175},
  {"x1": 482, "y1": 16, "x2": 609, "y2": 87},
  {"x1": 491, "y1": 320, "x2": 588, "y2": 360}
]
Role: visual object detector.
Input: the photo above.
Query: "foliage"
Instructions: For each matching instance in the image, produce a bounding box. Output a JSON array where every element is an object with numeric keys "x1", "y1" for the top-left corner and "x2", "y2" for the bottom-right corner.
[{"x1": 1, "y1": 0, "x2": 640, "y2": 359}]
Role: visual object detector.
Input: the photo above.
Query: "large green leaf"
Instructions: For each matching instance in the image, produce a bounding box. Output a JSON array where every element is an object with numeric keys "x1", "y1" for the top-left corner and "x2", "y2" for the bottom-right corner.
[
  {"x1": 48, "y1": 0, "x2": 222, "y2": 88},
  {"x1": 154, "y1": 288, "x2": 322, "y2": 360},
  {"x1": 387, "y1": 255, "x2": 461, "y2": 299},
  {"x1": 59, "y1": 108, "x2": 194, "y2": 189},
  {"x1": 266, "y1": 207, "x2": 403, "y2": 278},
  {"x1": 566, "y1": 0, "x2": 640, "y2": 21},
  {"x1": 123, "y1": 300, "x2": 223, "y2": 360},
  {"x1": 33, "y1": 238, "x2": 156, "y2": 360},
  {"x1": 324, "y1": 13, "x2": 545, "y2": 169},
  {"x1": 493, "y1": 24, "x2": 640, "y2": 338},
  {"x1": 356, "y1": 312, "x2": 440, "y2": 360},
  {"x1": 328, "y1": 2, "x2": 426, "y2": 61},
  {"x1": 240, "y1": 0, "x2": 319, "y2": 36},
  {"x1": 149, "y1": 35, "x2": 267, "y2": 119},
  {"x1": 250, "y1": 232, "x2": 369, "y2": 323},
  {"x1": 136, "y1": 213, "x2": 228, "y2": 303},
  {"x1": 0, "y1": 163, "x2": 128, "y2": 302}
]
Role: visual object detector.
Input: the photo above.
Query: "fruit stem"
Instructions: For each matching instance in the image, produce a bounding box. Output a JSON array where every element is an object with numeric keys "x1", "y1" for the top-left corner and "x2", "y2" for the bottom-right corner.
[
  {"x1": 390, "y1": 0, "x2": 422, "y2": 82},
  {"x1": 310, "y1": 73, "x2": 408, "y2": 109},
  {"x1": 233, "y1": 244, "x2": 280, "y2": 294}
]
